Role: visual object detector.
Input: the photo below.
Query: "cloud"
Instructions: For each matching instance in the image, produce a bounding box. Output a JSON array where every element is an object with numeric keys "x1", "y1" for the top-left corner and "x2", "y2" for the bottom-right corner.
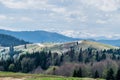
[
  {"x1": 20, "y1": 17, "x2": 33, "y2": 22},
  {"x1": 0, "y1": 0, "x2": 88, "y2": 23},
  {"x1": 0, "y1": 0, "x2": 66, "y2": 13},
  {"x1": 64, "y1": 11, "x2": 88, "y2": 22},
  {"x1": 0, "y1": 14, "x2": 33, "y2": 22},
  {"x1": 0, "y1": 0, "x2": 120, "y2": 39},
  {"x1": 0, "y1": 0, "x2": 28, "y2": 9},
  {"x1": 0, "y1": 15, "x2": 7, "y2": 20},
  {"x1": 0, "y1": 14, "x2": 14, "y2": 21},
  {"x1": 96, "y1": 19, "x2": 107, "y2": 24},
  {"x1": 81, "y1": 0, "x2": 120, "y2": 12}
]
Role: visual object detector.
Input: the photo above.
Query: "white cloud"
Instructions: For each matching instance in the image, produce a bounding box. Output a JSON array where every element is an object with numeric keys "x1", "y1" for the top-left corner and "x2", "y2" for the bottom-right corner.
[
  {"x1": 0, "y1": 0, "x2": 87, "y2": 23},
  {"x1": 0, "y1": 15, "x2": 7, "y2": 20},
  {"x1": 0, "y1": 14, "x2": 33, "y2": 22},
  {"x1": 81, "y1": 0, "x2": 120, "y2": 12},
  {"x1": 20, "y1": 17, "x2": 33, "y2": 22},
  {"x1": 0, "y1": 0, "x2": 66, "y2": 13},
  {"x1": 96, "y1": 19, "x2": 107, "y2": 24},
  {"x1": 0, "y1": 0, "x2": 120, "y2": 39},
  {"x1": 0, "y1": 25, "x2": 15, "y2": 31},
  {"x1": 51, "y1": 7, "x2": 66, "y2": 13},
  {"x1": 64, "y1": 11, "x2": 88, "y2": 23},
  {"x1": 0, "y1": 0, "x2": 27, "y2": 9},
  {"x1": 0, "y1": 14, "x2": 15, "y2": 21}
]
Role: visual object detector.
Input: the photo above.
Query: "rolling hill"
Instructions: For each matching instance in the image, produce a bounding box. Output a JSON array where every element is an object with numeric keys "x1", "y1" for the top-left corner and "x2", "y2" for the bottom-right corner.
[
  {"x1": 0, "y1": 29, "x2": 79, "y2": 43},
  {"x1": 0, "y1": 40, "x2": 117, "y2": 55},
  {"x1": 45, "y1": 40, "x2": 118, "y2": 54}
]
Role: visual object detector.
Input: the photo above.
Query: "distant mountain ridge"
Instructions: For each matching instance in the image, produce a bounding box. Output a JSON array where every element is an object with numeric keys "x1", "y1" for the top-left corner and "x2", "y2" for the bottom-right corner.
[
  {"x1": 0, "y1": 29, "x2": 120, "y2": 46},
  {"x1": 97, "y1": 40, "x2": 120, "y2": 46},
  {"x1": 0, "y1": 34, "x2": 29, "y2": 47},
  {"x1": 0, "y1": 29, "x2": 79, "y2": 43}
]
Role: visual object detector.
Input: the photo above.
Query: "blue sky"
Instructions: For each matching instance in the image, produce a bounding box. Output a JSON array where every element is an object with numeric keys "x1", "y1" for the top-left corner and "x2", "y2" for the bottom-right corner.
[{"x1": 0, "y1": 0, "x2": 120, "y2": 39}]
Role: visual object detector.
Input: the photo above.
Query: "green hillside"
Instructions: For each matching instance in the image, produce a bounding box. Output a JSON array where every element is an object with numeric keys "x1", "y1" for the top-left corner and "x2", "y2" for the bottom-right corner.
[
  {"x1": 0, "y1": 34, "x2": 29, "y2": 47},
  {"x1": 12, "y1": 40, "x2": 119, "y2": 54},
  {"x1": 0, "y1": 40, "x2": 118, "y2": 61},
  {"x1": 47, "y1": 40, "x2": 118, "y2": 54},
  {"x1": 0, "y1": 40, "x2": 119, "y2": 79}
]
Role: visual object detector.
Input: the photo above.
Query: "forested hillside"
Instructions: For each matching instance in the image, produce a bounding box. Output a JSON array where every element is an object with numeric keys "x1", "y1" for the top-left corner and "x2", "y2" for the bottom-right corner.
[
  {"x1": 0, "y1": 34, "x2": 29, "y2": 47},
  {"x1": 0, "y1": 40, "x2": 120, "y2": 80}
]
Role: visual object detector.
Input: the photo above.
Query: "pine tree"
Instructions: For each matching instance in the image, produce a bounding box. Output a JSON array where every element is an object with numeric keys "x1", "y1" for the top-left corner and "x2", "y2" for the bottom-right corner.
[
  {"x1": 73, "y1": 68, "x2": 82, "y2": 77},
  {"x1": 77, "y1": 68, "x2": 82, "y2": 77},
  {"x1": 78, "y1": 48, "x2": 83, "y2": 62},
  {"x1": 69, "y1": 46, "x2": 75, "y2": 62},
  {"x1": 60, "y1": 54, "x2": 64, "y2": 63},
  {"x1": 116, "y1": 68, "x2": 120, "y2": 80},
  {"x1": 94, "y1": 70, "x2": 99, "y2": 78},
  {"x1": 9, "y1": 45, "x2": 14, "y2": 56},
  {"x1": 95, "y1": 51, "x2": 100, "y2": 62},
  {"x1": 101, "y1": 53, "x2": 106, "y2": 60},
  {"x1": 106, "y1": 68, "x2": 115, "y2": 80},
  {"x1": 73, "y1": 69, "x2": 77, "y2": 77},
  {"x1": 112, "y1": 54, "x2": 116, "y2": 60}
]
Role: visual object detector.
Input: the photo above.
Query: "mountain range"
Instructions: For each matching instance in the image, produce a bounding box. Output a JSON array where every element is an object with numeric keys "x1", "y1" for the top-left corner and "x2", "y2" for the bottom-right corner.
[
  {"x1": 97, "y1": 40, "x2": 120, "y2": 47},
  {"x1": 0, "y1": 29, "x2": 119, "y2": 46},
  {"x1": 0, "y1": 29, "x2": 78, "y2": 43}
]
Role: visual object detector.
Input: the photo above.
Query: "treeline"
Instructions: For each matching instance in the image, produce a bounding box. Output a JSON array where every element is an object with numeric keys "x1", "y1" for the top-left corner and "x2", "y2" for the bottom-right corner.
[
  {"x1": 0, "y1": 51, "x2": 61, "y2": 72},
  {"x1": 1, "y1": 47, "x2": 120, "y2": 79},
  {"x1": 73, "y1": 66, "x2": 120, "y2": 80}
]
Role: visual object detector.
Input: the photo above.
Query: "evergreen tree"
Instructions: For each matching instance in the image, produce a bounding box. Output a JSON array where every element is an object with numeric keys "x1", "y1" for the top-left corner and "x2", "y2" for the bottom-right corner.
[
  {"x1": 77, "y1": 67, "x2": 82, "y2": 77},
  {"x1": 85, "y1": 57, "x2": 90, "y2": 63},
  {"x1": 106, "y1": 68, "x2": 115, "y2": 80},
  {"x1": 95, "y1": 52, "x2": 100, "y2": 62},
  {"x1": 69, "y1": 46, "x2": 75, "y2": 62},
  {"x1": 60, "y1": 54, "x2": 64, "y2": 63},
  {"x1": 94, "y1": 70, "x2": 99, "y2": 78},
  {"x1": 9, "y1": 45, "x2": 14, "y2": 56},
  {"x1": 112, "y1": 54, "x2": 116, "y2": 60},
  {"x1": 78, "y1": 48, "x2": 83, "y2": 62},
  {"x1": 101, "y1": 53, "x2": 106, "y2": 60},
  {"x1": 73, "y1": 68, "x2": 82, "y2": 77},
  {"x1": 116, "y1": 68, "x2": 120, "y2": 80},
  {"x1": 73, "y1": 69, "x2": 77, "y2": 77}
]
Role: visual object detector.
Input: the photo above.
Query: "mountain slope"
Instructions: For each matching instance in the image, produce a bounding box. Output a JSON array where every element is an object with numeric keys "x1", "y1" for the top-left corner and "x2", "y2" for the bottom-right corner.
[
  {"x1": 0, "y1": 29, "x2": 79, "y2": 43},
  {"x1": 0, "y1": 34, "x2": 29, "y2": 47}
]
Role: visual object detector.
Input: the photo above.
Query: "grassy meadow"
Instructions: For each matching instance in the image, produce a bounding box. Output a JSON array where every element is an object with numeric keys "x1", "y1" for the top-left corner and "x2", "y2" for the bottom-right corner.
[{"x1": 0, "y1": 71, "x2": 105, "y2": 80}]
